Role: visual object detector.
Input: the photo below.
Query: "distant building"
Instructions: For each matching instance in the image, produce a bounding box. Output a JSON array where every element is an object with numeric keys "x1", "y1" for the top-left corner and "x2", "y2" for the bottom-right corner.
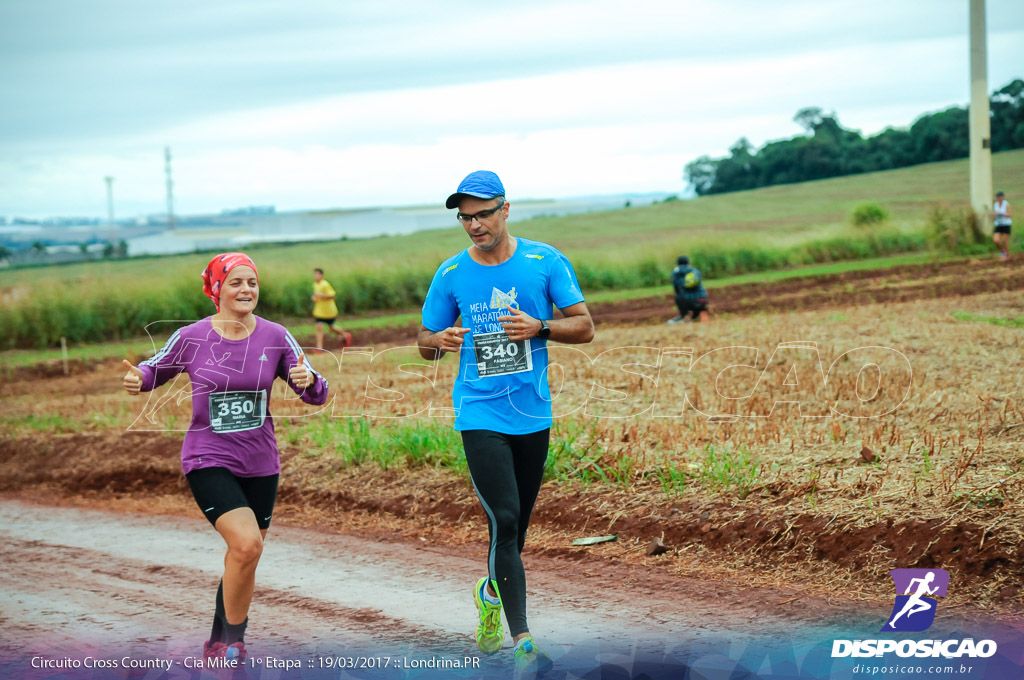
[
  {"x1": 46, "y1": 244, "x2": 82, "y2": 254},
  {"x1": 41, "y1": 216, "x2": 102, "y2": 226},
  {"x1": 221, "y1": 205, "x2": 276, "y2": 217}
]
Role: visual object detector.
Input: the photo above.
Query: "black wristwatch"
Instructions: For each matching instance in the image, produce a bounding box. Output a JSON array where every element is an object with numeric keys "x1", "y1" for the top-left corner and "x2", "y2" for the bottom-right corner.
[{"x1": 537, "y1": 319, "x2": 551, "y2": 340}]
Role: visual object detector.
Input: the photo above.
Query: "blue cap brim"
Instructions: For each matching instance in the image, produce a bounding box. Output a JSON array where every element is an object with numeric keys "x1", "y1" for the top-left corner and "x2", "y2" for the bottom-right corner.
[{"x1": 445, "y1": 191, "x2": 497, "y2": 209}]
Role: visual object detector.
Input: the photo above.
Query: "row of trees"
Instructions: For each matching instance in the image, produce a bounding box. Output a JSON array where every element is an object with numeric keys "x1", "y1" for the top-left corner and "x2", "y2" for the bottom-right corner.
[{"x1": 685, "y1": 79, "x2": 1024, "y2": 196}]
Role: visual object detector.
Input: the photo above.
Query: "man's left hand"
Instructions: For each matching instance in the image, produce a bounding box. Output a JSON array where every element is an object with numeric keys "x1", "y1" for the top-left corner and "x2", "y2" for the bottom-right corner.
[{"x1": 498, "y1": 306, "x2": 541, "y2": 340}]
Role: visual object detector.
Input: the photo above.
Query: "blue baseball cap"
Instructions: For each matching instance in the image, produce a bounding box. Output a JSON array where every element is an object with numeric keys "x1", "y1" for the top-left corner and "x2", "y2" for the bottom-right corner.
[{"x1": 446, "y1": 170, "x2": 505, "y2": 209}]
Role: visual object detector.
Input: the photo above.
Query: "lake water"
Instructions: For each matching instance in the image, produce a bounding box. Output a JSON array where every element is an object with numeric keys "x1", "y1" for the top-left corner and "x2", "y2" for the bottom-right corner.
[
  {"x1": 0, "y1": 193, "x2": 675, "y2": 261},
  {"x1": 122, "y1": 193, "x2": 672, "y2": 255}
]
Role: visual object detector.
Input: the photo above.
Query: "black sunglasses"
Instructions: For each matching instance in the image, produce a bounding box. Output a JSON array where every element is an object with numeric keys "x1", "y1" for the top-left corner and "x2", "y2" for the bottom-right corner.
[{"x1": 457, "y1": 198, "x2": 505, "y2": 224}]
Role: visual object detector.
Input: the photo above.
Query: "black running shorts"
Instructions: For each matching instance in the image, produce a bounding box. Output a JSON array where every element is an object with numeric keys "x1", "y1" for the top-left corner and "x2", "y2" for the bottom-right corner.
[{"x1": 185, "y1": 466, "x2": 279, "y2": 529}]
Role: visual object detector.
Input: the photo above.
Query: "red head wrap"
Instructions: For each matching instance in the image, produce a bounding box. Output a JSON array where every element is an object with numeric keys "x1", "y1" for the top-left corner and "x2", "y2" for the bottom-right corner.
[{"x1": 201, "y1": 252, "x2": 259, "y2": 311}]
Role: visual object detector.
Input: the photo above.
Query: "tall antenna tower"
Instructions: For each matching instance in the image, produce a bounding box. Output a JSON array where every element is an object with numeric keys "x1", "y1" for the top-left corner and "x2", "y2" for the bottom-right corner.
[
  {"x1": 104, "y1": 175, "x2": 115, "y2": 242},
  {"x1": 164, "y1": 146, "x2": 176, "y2": 231}
]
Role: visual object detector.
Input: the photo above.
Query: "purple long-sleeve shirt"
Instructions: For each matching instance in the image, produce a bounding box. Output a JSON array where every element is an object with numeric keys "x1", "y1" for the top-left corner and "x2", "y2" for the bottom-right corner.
[{"x1": 138, "y1": 316, "x2": 328, "y2": 477}]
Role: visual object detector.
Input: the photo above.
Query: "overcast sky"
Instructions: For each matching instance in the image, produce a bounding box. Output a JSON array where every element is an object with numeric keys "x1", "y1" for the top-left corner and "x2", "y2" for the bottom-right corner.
[{"x1": 1, "y1": 0, "x2": 1021, "y2": 218}]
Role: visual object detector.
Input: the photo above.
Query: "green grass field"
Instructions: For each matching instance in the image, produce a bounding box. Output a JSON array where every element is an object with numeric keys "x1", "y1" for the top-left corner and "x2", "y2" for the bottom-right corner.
[
  {"x1": 5, "y1": 149, "x2": 1021, "y2": 288},
  {"x1": 0, "y1": 249, "x2": 991, "y2": 373},
  {"x1": 1, "y1": 149, "x2": 1021, "y2": 351}
]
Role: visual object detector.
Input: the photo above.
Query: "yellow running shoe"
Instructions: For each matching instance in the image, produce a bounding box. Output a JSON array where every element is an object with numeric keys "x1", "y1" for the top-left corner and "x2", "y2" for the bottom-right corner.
[
  {"x1": 473, "y1": 577, "x2": 504, "y2": 654},
  {"x1": 513, "y1": 637, "x2": 553, "y2": 677}
]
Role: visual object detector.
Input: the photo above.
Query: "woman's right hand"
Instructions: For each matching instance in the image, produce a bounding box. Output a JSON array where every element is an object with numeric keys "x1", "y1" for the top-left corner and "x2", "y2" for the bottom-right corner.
[{"x1": 122, "y1": 359, "x2": 144, "y2": 395}]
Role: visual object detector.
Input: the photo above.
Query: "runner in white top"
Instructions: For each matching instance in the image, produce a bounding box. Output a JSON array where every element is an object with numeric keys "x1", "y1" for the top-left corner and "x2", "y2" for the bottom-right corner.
[{"x1": 992, "y1": 190, "x2": 1012, "y2": 260}]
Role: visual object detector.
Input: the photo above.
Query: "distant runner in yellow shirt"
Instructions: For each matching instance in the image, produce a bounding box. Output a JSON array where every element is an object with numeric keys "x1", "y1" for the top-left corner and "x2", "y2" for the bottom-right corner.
[{"x1": 312, "y1": 268, "x2": 351, "y2": 352}]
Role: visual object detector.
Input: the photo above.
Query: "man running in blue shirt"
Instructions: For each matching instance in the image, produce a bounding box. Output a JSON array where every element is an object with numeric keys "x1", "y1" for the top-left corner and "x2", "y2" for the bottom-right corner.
[{"x1": 418, "y1": 171, "x2": 594, "y2": 675}]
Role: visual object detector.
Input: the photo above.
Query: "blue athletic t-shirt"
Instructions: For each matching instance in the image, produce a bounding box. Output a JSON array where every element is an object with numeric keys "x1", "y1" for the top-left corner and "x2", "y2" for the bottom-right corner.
[{"x1": 421, "y1": 237, "x2": 585, "y2": 434}]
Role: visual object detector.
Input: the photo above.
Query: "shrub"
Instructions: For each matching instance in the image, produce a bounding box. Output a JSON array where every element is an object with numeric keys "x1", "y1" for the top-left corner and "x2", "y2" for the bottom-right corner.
[
  {"x1": 852, "y1": 202, "x2": 889, "y2": 227},
  {"x1": 925, "y1": 203, "x2": 987, "y2": 253}
]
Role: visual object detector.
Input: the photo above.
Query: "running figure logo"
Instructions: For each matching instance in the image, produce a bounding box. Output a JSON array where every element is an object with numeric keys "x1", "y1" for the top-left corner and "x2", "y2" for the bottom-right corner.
[
  {"x1": 880, "y1": 568, "x2": 949, "y2": 632},
  {"x1": 489, "y1": 287, "x2": 518, "y2": 310}
]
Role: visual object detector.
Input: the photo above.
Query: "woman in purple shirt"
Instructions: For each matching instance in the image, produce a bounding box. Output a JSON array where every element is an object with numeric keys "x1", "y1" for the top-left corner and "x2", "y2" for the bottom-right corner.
[{"x1": 122, "y1": 252, "x2": 328, "y2": 662}]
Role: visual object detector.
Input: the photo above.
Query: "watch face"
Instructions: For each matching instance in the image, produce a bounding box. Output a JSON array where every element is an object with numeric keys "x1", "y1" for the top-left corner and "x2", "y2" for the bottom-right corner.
[{"x1": 539, "y1": 320, "x2": 551, "y2": 339}]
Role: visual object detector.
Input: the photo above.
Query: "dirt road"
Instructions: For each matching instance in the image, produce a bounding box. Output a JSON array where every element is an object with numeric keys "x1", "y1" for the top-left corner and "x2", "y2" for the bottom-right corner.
[
  {"x1": 0, "y1": 498, "x2": 840, "y2": 644},
  {"x1": 3, "y1": 499, "x2": 1021, "y2": 679}
]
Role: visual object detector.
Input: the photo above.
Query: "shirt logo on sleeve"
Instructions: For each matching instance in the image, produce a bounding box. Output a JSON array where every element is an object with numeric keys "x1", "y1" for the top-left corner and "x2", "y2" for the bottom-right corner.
[
  {"x1": 525, "y1": 253, "x2": 544, "y2": 260},
  {"x1": 442, "y1": 263, "x2": 459, "y2": 277}
]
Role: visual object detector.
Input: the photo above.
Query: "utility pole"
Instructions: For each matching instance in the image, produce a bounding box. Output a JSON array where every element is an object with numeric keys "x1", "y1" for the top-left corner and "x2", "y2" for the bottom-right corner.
[
  {"x1": 969, "y1": 0, "x2": 992, "y2": 222},
  {"x1": 165, "y1": 146, "x2": 176, "y2": 231}
]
